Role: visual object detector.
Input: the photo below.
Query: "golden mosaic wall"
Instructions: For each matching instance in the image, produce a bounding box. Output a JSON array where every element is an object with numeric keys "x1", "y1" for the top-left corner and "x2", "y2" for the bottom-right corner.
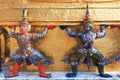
[{"x1": 0, "y1": 0, "x2": 120, "y2": 71}]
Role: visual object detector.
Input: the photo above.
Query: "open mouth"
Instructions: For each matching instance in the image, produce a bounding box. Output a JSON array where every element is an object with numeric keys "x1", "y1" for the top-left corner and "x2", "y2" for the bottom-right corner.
[{"x1": 85, "y1": 26, "x2": 90, "y2": 30}]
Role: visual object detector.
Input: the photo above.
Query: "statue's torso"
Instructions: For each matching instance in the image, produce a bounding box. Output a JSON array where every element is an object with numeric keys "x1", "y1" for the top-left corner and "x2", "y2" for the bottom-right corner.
[
  {"x1": 16, "y1": 34, "x2": 33, "y2": 53},
  {"x1": 81, "y1": 32, "x2": 96, "y2": 49}
]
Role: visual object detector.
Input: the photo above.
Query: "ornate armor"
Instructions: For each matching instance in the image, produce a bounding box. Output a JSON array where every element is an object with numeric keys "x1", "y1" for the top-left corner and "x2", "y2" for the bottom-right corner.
[{"x1": 9, "y1": 28, "x2": 52, "y2": 66}]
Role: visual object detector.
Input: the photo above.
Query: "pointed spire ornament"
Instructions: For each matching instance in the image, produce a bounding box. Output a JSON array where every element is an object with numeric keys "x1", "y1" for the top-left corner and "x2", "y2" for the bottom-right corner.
[
  {"x1": 83, "y1": 3, "x2": 92, "y2": 23},
  {"x1": 22, "y1": 8, "x2": 28, "y2": 18},
  {"x1": 20, "y1": 8, "x2": 30, "y2": 25},
  {"x1": 85, "y1": 3, "x2": 90, "y2": 18}
]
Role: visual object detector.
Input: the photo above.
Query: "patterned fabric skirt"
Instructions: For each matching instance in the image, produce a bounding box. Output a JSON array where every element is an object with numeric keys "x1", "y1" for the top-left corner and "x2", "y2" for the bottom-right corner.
[
  {"x1": 8, "y1": 49, "x2": 53, "y2": 66},
  {"x1": 62, "y1": 48, "x2": 112, "y2": 66}
]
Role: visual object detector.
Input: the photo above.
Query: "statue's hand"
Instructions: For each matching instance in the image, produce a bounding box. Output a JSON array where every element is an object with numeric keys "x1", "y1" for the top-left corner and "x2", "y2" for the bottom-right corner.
[
  {"x1": 114, "y1": 56, "x2": 120, "y2": 62},
  {"x1": 8, "y1": 25, "x2": 16, "y2": 29},
  {"x1": 59, "y1": 25, "x2": 67, "y2": 30},
  {"x1": 100, "y1": 24, "x2": 109, "y2": 28},
  {"x1": 47, "y1": 25, "x2": 56, "y2": 30}
]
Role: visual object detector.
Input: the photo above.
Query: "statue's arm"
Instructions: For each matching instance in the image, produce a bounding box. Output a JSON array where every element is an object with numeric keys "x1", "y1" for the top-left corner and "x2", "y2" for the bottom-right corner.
[
  {"x1": 10, "y1": 28, "x2": 18, "y2": 38},
  {"x1": 96, "y1": 26, "x2": 106, "y2": 38},
  {"x1": 32, "y1": 27, "x2": 48, "y2": 39},
  {"x1": 66, "y1": 28, "x2": 76, "y2": 37}
]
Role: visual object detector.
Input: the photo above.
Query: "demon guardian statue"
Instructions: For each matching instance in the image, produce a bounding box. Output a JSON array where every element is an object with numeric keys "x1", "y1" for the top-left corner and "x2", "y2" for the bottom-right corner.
[
  {"x1": 60, "y1": 4, "x2": 112, "y2": 78},
  {"x1": 5, "y1": 8, "x2": 55, "y2": 78}
]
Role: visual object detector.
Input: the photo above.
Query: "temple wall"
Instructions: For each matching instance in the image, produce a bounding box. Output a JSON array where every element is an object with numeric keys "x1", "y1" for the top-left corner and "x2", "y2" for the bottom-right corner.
[{"x1": 0, "y1": 0, "x2": 120, "y2": 71}]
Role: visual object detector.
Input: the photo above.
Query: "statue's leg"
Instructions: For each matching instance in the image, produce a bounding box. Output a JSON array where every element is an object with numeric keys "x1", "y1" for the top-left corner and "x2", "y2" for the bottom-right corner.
[
  {"x1": 91, "y1": 49, "x2": 112, "y2": 78},
  {"x1": 97, "y1": 64, "x2": 112, "y2": 78},
  {"x1": 66, "y1": 64, "x2": 78, "y2": 77},
  {"x1": 66, "y1": 54, "x2": 79, "y2": 77},
  {"x1": 65, "y1": 49, "x2": 85, "y2": 77},
  {"x1": 4, "y1": 58, "x2": 19, "y2": 78},
  {"x1": 38, "y1": 60, "x2": 51, "y2": 78},
  {"x1": 4, "y1": 52, "x2": 22, "y2": 78},
  {"x1": 114, "y1": 56, "x2": 120, "y2": 77},
  {"x1": 27, "y1": 50, "x2": 52, "y2": 78}
]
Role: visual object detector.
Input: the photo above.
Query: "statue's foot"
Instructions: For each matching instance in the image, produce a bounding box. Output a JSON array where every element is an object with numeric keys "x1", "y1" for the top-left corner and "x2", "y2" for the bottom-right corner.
[
  {"x1": 66, "y1": 73, "x2": 77, "y2": 77},
  {"x1": 99, "y1": 74, "x2": 112, "y2": 78},
  {"x1": 4, "y1": 72, "x2": 18, "y2": 78},
  {"x1": 40, "y1": 72, "x2": 51, "y2": 78}
]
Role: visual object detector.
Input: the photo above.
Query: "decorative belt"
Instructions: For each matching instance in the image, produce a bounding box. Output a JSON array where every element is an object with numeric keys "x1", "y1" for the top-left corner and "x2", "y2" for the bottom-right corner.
[{"x1": 16, "y1": 48, "x2": 34, "y2": 56}]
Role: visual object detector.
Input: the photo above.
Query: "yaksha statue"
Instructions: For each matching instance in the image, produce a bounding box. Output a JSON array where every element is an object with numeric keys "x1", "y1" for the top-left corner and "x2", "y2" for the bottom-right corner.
[
  {"x1": 60, "y1": 4, "x2": 112, "y2": 78},
  {"x1": 5, "y1": 8, "x2": 55, "y2": 78}
]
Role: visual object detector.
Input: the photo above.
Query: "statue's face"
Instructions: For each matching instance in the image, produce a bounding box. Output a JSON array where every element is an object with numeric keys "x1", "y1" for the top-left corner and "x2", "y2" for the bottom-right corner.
[
  {"x1": 83, "y1": 22, "x2": 92, "y2": 31},
  {"x1": 19, "y1": 24, "x2": 31, "y2": 35}
]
